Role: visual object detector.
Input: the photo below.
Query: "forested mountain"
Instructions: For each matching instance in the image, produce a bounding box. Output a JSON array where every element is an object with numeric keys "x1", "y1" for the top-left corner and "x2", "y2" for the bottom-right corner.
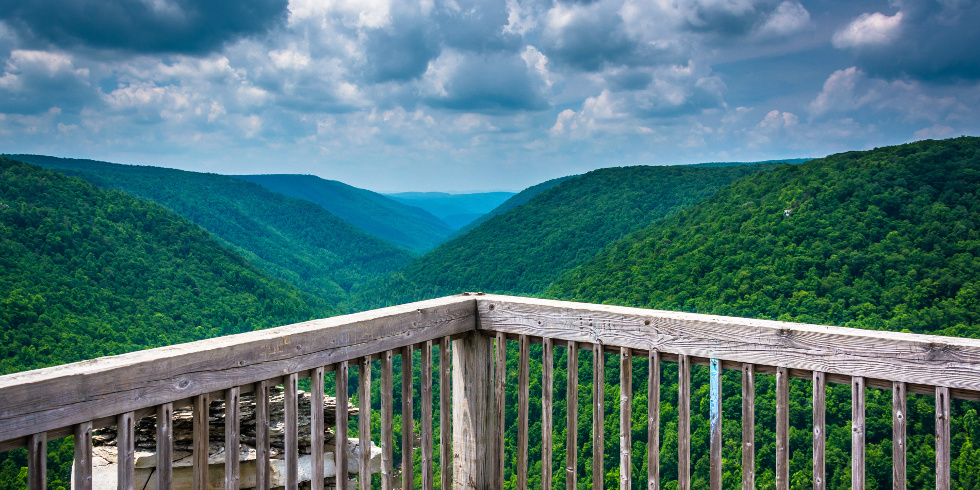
[
  {"x1": 351, "y1": 163, "x2": 784, "y2": 309},
  {"x1": 233, "y1": 174, "x2": 453, "y2": 253},
  {"x1": 385, "y1": 191, "x2": 516, "y2": 229},
  {"x1": 450, "y1": 175, "x2": 576, "y2": 238},
  {"x1": 539, "y1": 137, "x2": 980, "y2": 490},
  {"x1": 6, "y1": 155, "x2": 413, "y2": 303}
]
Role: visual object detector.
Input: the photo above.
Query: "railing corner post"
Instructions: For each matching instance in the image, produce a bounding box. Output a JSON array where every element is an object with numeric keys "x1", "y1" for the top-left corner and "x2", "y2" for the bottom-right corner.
[{"x1": 452, "y1": 330, "x2": 497, "y2": 489}]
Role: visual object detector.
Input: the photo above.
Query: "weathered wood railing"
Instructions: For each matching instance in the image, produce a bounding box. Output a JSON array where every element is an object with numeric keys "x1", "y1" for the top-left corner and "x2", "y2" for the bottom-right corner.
[{"x1": 3, "y1": 293, "x2": 980, "y2": 489}]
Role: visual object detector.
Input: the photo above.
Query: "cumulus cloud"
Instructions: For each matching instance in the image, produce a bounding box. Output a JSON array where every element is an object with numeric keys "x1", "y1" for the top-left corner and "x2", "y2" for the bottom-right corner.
[
  {"x1": 0, "y1": 50, "x2": 92, "y2": 114},
  {"x1": 832, "y1": 11, "x2": 903, "y2": 48},
  {"x1": 0, "y1": 0, "x2": 288, "y2": 54},
  {"x1": 421, "y1": 50, "x2": 551, "y2": 112}
]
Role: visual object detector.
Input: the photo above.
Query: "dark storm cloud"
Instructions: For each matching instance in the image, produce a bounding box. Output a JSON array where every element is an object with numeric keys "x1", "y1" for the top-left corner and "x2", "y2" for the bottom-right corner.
[
  {"x1": 425, "y1": 53, "x2": 550, "y2": 112},
  {"x1": 362, "y1": 22, "x2": 440, "y2": 83},
  {"x1": 836, "y1": 0, "x2": 980, "y2": 81},
  {"x1": 0, "y1": 0, "x2": 288, "y2": 54}
]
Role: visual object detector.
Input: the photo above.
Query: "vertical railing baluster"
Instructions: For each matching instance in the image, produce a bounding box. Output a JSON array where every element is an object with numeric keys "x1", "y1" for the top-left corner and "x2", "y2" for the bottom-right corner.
[
  {"x1": 337, "y1": 361, "x2": 350, "y2": 490},
  {"x1": 741, "y1": 364, "x2": 754, "y2": 490},
  {"x1": 593, "y1": 343, "x2": 605, "y2": 490},
  {"x1": 119, "y1": 412, "x2": 135, "y2": 490},
  {"x1": 28, "y1": 432, "x2": 46, "y2": 490},
  {"x1": 422, "y1": 341, "x2": 434, "y2": 490},
  {"x1": 813, "y1": 372, "x2": 826, "y2": 490},
  {"x1": 776, "y1": 366, "x2": 789, "y2": 490},
  {"x1": 285, "y1": 373, "x2": 299, "y2": 490},
  {"x1": 893, "y1": 381, "x2": 907, "y2": 490},
  {"x1": 256, "y1": 380, "x2": 271, "y2": 490},
  {"x1": 440, "y1": 337, "x2": 452, "y2": 490},
  {"x1": 678, "y1": 354, "x2": 690, "y2": 490},
  {"x1": 936, "y1": 386, "x2": 951, "y2": 490},
  {"x1": 226, "y1": 387, "x2": 241, "y2": 490},
  {"x1": 567, "y1": 341, "x2": 579, "y2": 490},
  {"x1": 360, "y1": 357, "x2": 373, "y2": 490},
  {"x1": 402, "y1": 346, "x2": 414, "y2": 490},
  {"x1": 709, "y1": 359, "x2": 721, "y2": 490},
  {"x1": 648, "y1": 350, "x2": 660, "y2": 490},
  {"x1": 852, "y1": 376, "x2": 865, "y2": 490},
  {"x1": 620, "y1": 348, "x2": 632, "y2": 490},
  {"x1": 542, "y1": 337, "x2": 554, "y2": 490},
  {"x1": 156, "y1": 404, "x2": 173, "y2": 490},
  {"x1": 517, "y1": 334, "x2": 530, "y2": 490},
  {"x1": 382, "y1": 350, "x2": 395, "y2": 490},
  {"x1": 193, "y1": 393, "x2": 209, "y2": 490},
  {"x1": 495, "y1": 332, "x2": 506, "y2": 489},
  {"x1": 451, "y1": 330, "x2": 497, "y2": 488},
  {"x1": 312, "y1": 367, "x2": 325, "y2": 490},
  {"x1": 74, "y1": 422, "x2": 93, "y2": 490}
]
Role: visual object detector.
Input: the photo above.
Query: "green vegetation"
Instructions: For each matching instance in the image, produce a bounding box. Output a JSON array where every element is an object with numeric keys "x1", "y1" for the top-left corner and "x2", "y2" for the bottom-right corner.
[
  {"x1": 233, "y1": 174, "x2": 454, "y2": 253},
  {"x1": 450, "y1": 175, "x2": 576, "y2": 239},
  {"x1": 0, "y1": 157, "x2": 334, "y2": 489},
  {"x1": 543, "y1": 137, "x2": 980, "y2": 489},
  {"x1": 352, "y1": 163, "x2": 784, "y2": 310},
  {"x1": 7, "y1": 155, "x2": 413, "y2": 303}
]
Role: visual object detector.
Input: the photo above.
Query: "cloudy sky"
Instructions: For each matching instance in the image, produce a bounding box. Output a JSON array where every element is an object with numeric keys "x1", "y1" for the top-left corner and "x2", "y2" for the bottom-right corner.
[{"x1": 0, "y1": 0, "x2": 978, "y2": 191}]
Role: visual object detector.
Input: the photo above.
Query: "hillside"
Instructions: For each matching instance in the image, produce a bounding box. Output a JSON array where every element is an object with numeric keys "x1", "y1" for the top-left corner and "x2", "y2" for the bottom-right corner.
[
  {"x1": 450, "y1": 175, "x2": 576, "y2": 238},
  {"x1": 232, "y1": 174, "x2": 453, "y2": 253},
  {"x1": 385, "y1": 191, "x2": 516, "y2": 229},
  {"x1": 545, "y1": 137, "x2": 980, "y2": 490},
  {"x1": 352, "y1": 162, "x2": 786, "y2": 309},
  {"x1": 6, "y1": 155, "x2": 414, "y2": 303}
]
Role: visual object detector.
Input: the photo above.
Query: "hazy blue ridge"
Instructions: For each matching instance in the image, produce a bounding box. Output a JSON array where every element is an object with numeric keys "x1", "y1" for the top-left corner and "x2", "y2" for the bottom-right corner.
[
  {"x1": 232, "y1": 174, "x2": 453, "y2": 253},
  {"x1": 688, "y1": 157, "x2": 812, "y2": 167},
  {"x1": 384, "y1": 191, "x2": 516, "y2": 229},
  {"x1": 6, "y1": 154, "x2": 414, "y2": 303},
  {"x1": 450, "y1": 175, "x2": 577, "y2": 239}
]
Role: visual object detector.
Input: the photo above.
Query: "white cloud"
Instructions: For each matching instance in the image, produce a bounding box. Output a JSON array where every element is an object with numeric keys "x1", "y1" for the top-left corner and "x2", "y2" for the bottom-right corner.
[
  {"x1": 833, "y1": 11, "x2": 903, "y2": 48},
  {"x1": 757, "y1": 1, "x2": 810, "y2": 38}
]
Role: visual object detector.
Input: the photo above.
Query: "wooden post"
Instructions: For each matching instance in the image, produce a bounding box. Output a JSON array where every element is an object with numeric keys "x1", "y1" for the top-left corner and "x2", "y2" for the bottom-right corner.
[
  {"x1": 286, "y1": 373, "x2": 299, "y2": 490},
  {"x1": 649, "y1": 350, "x2": 660, "y2": 490},
  {"x1": 225, "y1": 387, "x2": 241, "y2": 490},
  {"x1": 495, "y1": 331, "x2": 507, "y2": 488},
  {"x1": 594, "y1": 343, "x2": 605, "y2": 490},
  {"x1": 936, "y1": 386, "x2": 951, "y2": 490},
  {"x1": 893, "y1": 381, "x2": 906, "y2": 490},
  {"x1": 621, "y1": 348, "x2": 632, "y2": 490},
  {"x1": 403, "y1": 345, "x2": 415, "y2": 490},
  {"x1": 568, "y1": 341, "x2": 579, "y2": 490},
  {"x1": 422, "y1": 341, "x2": 434, "y2": 490},
  {"x1": 776, "y1": 367, "x2": 788, "y2": 490},
  {"x1": 440, "y1": 337, "x2": 452, "y2": 490},
  {"x1": 118, "y1": 412, "x2": 135, "y2": 490},
  {"x1": 381, "y1": 350, "x2": 395, "y2": 490},
  {"x1": 741, "y1": 364, "x2": 754, "y2": 490},
  {"x1": 813, "y1": 372, "x2": 826, "y2": 490},
  {"x1": 709, "y1": 359, "x2": 721, "y2": 490},
  {"x1": 337, "y1": 362, "x2": 349, "y2": 490},
  {"x1": 28, "y1": 432, "x2": 46, "y2": 490},
  {"x1": 155, "y1": 404, "x2": 173, "y2": 490},
  {"x1": 452, "y1": 331, "x2": 498, "y2": 489},
  {"x1": 678, "y1": 354, "x2": 690, "y2": 490},
  {"x1": 193, "y1": 393, "x2": 209, "y2": 490},
  {"x1": 256, "y1": 380, "x2": 272, "y2": 490},
  {"x1": 517, "y1": 334, "x2": 530, "y2": 490},
  {"x1": 74, "y1": 422, "x2": 93, "y2": 490},
  {"x1": 312, "y1": 367, "x2": 325, "y2": 490},
  {"x1": 542, "y1": 337, "x2": 554, "y2": 490},
  {"x1": 852, "y1": 377, "x2": 865, "y2": 490},
  {"x1": 360, "y1": 358, "x2": 373, "y2": 490}
]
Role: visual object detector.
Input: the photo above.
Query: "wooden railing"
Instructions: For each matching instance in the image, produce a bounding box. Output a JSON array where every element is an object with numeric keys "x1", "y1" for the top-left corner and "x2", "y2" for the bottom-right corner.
[{"x1": 3, "y1": 293, "x2": 980, "y2": 490}]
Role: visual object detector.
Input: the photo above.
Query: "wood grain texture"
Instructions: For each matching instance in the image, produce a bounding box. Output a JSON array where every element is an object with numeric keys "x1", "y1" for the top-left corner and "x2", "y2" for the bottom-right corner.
[
  {"x1": 852, "y1": 377, "x2": 865, "y2": 490},
  {"x1": 649, "y1": 350, "x2": 660, "y2": 490},
  {"x1": 495, "y1": 331, "x2": 506, "y2": 489},
  {"x1": 193, "y1": 394, "x2": 208, "y2": 490},
  {"x1": 542, "y1": 337, "x2": 554, "y2": 490},
  {"x1": 359, "y1": 358, "x2": 372, "y2": 490},
  {"x1": 709, "y1": 359, "x2": 721, "y2": 490},
  {"x1": 337, "y1": 362, "x2": 349, "y2": 490},
  {"x1": 225, "y1": 387, "x2": 241, "y2": 490},
  {"x1": 518, "y1": 334, "x2": 530, "y2": 490},
  {"x1": 593, "y1": 343, "x2": 605, "y2": 490},
  {"x1": 439, "y1": 337, "x2": 452, "y2": 490},
  {"x1": 312, "y1": 367, "x2": 325, "y2": 490},
  {"x1": 452, "y1": 332, "x2": 497, "y2": 489},
  {"x1": 893, "y1": 381, "x2": 906, "y2": 490},
  {"x1": 401, "y1": 346, "x2": 414, "y2": 490},
  {"x1": 0, "y1": 296, "x2": 476, "y2": 444},
  {"x1": 256, "y1": 380, "x2": 271, "y2": 490},
  {"x1": 28, "y1": 432, "x2": 45, "y2": 490},
  {"x1": 286, "y1": 373, "x2": 300, "y2": 490},
  {"x1": 118, "y1": 412, "x2": 135, "y2": 490},
  {"x1": 812, "y1": 372, "x2": 826, "y2": 490},
  {"x1": 381, "y1": 351, "x2": 395, "y2": 490},
  {"x1": 567, "y1": 341, "x2": 579, "y2": 490},
  {"x1": 936, "y1": 386, "x2": 951, "y2": 490},
  {"x1": 74, "y1": 421, "x2": 93, "y2": 490},
  {"x1": 422, "y1": 342, "x2": 434, "y2": 490},
  {"x1": 474, "y1": 295, "x2": 980, "y2": 394},
  {"x1": 678, "y1": 354, "x2": 690, "y2": 490},
  {"x1": 741, "y1": 364, "x2": 754, "y2": 490},
  {"x1": 621, "y1": 348, "x2": 632, "y2": 490},
  {"x1": 776, "y1": 367, "x2": 788, "y2": 490}
]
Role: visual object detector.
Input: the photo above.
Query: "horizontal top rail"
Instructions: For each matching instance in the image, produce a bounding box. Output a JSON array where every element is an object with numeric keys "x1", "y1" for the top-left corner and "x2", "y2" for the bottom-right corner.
[{"x1": 5, "y1": 292, "x2": 980, "y2": 449}]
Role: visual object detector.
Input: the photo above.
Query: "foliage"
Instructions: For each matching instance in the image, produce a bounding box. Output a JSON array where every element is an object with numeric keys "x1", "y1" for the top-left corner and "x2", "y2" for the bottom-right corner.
[
  {"x1": 233, "y1": 174, "x2": 454, "y2": 253},
  {"x1": 450, "y1": 175, "x2": 576, "y2": 239},
  {"x1": 6, "y1": 154, "x2": 414, "y2": 303}
]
